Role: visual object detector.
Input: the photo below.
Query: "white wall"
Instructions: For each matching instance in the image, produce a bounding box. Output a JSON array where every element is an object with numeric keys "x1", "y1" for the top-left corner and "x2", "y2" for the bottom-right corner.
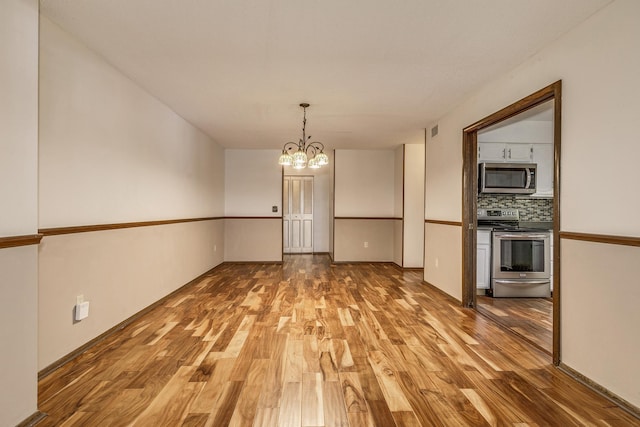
[
  {"x1": 224, "y1": 150, "x2": 283, "y2": 261},
  {"x1": 38, "y1": 17, "x2": 226, "y2": 370},
  {"x1": 225, "y1": 149, "x2": 282, "y2": 217},
  {"x1": 333, "y1": 149, "x2": 398, "y2": 262},
  {"x1": 424, "y1": 0, "x2": 640, "y2": 407},
  {"x1": 0, "y1": 0, "x2": 39, "y2": 424},
  {"x1": 335, "y1": 149, "x2": 396, "y2": 217},
  {"x1": 0, "y1": 1, "x2": 38, "y2": 237},
  {"x1": 404, "y1": 143, "x2": 425, "y2": 268},
  {"x1": 39, "y1": 18, "x2": 224, "y2": 228}
]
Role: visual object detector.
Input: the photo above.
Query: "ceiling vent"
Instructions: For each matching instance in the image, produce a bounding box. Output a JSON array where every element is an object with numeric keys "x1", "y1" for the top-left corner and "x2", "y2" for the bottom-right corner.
[{"x1": 431, "y1": 124, "x2": 439, "y2": 137}]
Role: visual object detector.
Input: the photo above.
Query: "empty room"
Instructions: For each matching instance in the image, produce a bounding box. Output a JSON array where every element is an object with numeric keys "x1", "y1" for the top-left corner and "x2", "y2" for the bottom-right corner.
[{"x1": 2, "y1": 0, "x2": 639, "y2": 426}]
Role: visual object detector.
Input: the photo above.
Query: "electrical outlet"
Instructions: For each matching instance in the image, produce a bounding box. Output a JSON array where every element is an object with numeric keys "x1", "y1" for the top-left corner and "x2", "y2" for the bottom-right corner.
[
  {"x1": 364, "y1": 241, "x2": 369, "y2": 248},
  {"x1": 75, "y1": 301, "x2": 90, "y2": 321}
]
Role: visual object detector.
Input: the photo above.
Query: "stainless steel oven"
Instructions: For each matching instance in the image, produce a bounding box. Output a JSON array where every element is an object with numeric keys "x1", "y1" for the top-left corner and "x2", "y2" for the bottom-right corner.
[{"x1": 492, "y1": 230, "x2": 551, "y2": 297}]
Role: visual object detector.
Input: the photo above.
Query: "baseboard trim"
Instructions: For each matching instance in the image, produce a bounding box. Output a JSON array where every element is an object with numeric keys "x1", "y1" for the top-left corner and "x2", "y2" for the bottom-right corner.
[
  {"x1": 331, "y1": 261, "x2": 397, "y2": 266},
  {"x1": 222, "y1": 261, "x2": 283, "y2": 265},
  {"x1": 557, "y1": 363, "x2": 640, "y2": 420},
  {"x1": 38, "y1": 263, "x2": 223, "y2": 380},
  {"x1": 16, "y1": 410, "x2": 47, "y2": 427},
  {"x1": 421, "y1": 280, "x2": 463, "y2": 304}
]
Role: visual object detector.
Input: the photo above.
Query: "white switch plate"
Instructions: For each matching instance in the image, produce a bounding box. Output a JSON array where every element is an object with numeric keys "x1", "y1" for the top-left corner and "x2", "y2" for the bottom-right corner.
[{"x1": 75, "y1": 301, "x2": 90, "y2": 321}]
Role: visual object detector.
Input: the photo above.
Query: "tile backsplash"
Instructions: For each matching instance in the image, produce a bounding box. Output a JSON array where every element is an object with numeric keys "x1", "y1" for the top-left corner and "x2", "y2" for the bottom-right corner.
[{"x1": 478, "y1": 194, "x2": 553, "y2": 221}]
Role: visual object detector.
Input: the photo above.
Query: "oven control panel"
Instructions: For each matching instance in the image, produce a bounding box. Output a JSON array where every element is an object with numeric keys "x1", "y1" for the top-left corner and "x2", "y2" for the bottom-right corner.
[{"x1": 477, "y1": 208, "x2": 519, "y2": 221}]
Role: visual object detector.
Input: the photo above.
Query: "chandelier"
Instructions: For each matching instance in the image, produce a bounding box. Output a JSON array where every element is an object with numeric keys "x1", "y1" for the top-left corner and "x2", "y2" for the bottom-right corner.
[{"x1": 278, "y1": 103, "x2": 329, "y2": 169}]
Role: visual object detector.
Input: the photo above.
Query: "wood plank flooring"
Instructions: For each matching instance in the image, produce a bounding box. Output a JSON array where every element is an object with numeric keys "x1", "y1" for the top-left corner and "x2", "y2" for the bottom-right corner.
[
  {"x1": 37, "y1": 255, "x2": 639, "y2": 426},
  {"x1": 476, "y1": 296, "x2": 552, "y2": 354}
]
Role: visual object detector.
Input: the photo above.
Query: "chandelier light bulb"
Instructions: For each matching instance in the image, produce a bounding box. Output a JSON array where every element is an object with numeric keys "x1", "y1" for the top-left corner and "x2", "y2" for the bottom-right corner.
[
  {"x1": 292, "y1": 150, "x2": 307, "y2": 168},
  {"x1": 279, "y1": 152, "x2": 293, "y2": 166},
  {"x1": 308, "y1": 157, "x2": 320, "y2": 169},
  {"x1": 315, "y1": 151, "x2": 329, "y2": 166}
]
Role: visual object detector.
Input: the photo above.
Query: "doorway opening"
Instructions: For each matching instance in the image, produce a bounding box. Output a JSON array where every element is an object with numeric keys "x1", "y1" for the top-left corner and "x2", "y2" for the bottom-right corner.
[
  {"x1": 462, "y1": 81, "x2": 562, "y2": 364},
  {"x1": 283, "y1": 175, "x2": 314, "y2": 254}
]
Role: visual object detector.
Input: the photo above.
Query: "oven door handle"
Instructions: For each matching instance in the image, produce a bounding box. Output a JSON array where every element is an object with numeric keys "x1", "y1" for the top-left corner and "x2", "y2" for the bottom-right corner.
[
  {"x1": 494, "y1": 279, "x2": 550, "y2": 285},
  {"x1": 496, "y1": 234, "x2": 548, "y2": 239},
  {"x1": 525, "y1": 167, "x2": 532, "y2": 189}
]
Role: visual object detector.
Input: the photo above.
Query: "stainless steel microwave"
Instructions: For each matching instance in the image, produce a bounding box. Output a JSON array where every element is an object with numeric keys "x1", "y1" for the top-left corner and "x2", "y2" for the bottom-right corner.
[{"x1": 479, "y1": 162, "x2": 537, "y2": 194}]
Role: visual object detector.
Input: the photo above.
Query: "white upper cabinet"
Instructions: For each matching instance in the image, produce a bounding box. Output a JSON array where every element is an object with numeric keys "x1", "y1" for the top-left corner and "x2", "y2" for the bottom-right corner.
[
  {"x1": 477, "y1": 101, "x2": 554, "y2": 196},
  {"x1": 532, "y1": 143, "x2": 554, "y2": 198},
  {"x1": 478, "y1": 142, "x2": 533, "y2": 163}
]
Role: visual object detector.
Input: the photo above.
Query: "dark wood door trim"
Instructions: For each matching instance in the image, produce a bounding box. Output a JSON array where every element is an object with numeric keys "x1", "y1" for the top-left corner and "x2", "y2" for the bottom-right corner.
[{"x1": 461, "y1": 80, "x2": 562, "y2": 365}]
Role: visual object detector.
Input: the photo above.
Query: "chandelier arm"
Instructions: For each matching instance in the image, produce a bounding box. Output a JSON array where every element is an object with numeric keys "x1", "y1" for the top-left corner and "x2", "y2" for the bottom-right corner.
[
  {"x1": 305, "y1": 142, "x2": 324, "y2": 157},
  {"x1": 309, "y1": 141, "x2": 324, "y2": 151},
  {"x1": 282, "y1": 141, "x2": 300, "y2": 153}
]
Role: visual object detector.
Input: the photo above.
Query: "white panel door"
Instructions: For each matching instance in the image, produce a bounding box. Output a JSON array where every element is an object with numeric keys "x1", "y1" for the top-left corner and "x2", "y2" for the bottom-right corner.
[{"x1": 283, "y1": 176, "x2": 313, "y2": 253}]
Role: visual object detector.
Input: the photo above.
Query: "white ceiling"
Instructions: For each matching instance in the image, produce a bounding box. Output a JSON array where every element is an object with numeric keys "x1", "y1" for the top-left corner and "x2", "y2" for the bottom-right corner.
[{"x1": 39, "y1": 0, "x2": 610, "y2": 150}]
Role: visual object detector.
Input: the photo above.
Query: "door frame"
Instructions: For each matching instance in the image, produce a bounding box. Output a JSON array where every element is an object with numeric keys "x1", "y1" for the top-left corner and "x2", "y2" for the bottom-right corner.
[{"x1": 461, "y1": 81, "x2": 562, "y2": 365}]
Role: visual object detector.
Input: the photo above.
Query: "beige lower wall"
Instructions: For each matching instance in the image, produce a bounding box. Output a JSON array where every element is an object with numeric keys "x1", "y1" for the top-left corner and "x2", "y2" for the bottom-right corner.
[
  {"x1": 394, "y1": 219, "x2": 403, "y2": 266},
  {"x1": 224, "y1": 218, "x2": 282, "y2": 262},
  {"x1": 561, "y1": 239, "x2": 640, "y2": 408},
  {"x1": 0, "y1": 246, "x2": 38, "y2": 426},
  {"x1": 38, "y1": 219, "x2": 224, "y2": 370},
  {"x1": 423, "y1": 223, "x2": 462, "y2": 301},
  {"x1": 334, "y1": 219, "x2": 395, "y2": 262}
]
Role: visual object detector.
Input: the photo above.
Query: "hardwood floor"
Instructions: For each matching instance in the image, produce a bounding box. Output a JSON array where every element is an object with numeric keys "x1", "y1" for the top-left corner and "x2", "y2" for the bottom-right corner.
[
  {"x1": 476, "y1": 296, "x2": 552, "y2": 354},
  {"x1": 38, "y1": 255, "x2": 638, "y2": 426}
]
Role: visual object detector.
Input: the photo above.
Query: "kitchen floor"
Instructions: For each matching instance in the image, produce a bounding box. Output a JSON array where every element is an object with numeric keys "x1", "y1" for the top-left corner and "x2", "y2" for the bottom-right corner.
[{"x1": 476, "y1": 295, "x2": 552, "y2": 354}]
